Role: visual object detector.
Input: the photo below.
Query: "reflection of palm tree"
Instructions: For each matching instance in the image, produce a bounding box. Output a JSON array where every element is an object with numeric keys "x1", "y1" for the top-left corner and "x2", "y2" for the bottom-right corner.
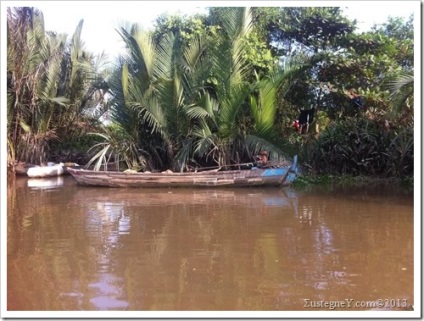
[
  {"x1": 148, "y1": 213, "x2": 175, "y2": 265},
  {"x1": 95, "y1": 199, "x2": 174, "y2": 265},
  {"x1": 71, "y1": 187, "x2": 303, "y2": 309}
]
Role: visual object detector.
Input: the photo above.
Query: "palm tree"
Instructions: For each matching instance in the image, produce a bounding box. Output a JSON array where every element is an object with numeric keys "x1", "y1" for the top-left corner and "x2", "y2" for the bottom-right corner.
[
  {"x1": 103, "y1": 7, "x2": 314, "y2": 172},
  {"x1": 100, "y1": 22, "x2": 211, "y2": 172},
  {"x1": 247, "y1": 67, "x2": 291, "y2": 161},
  {"x1": 248, "y1": 53, "x2": 329, "y2": 154},
  {"x1": 7, "y1": 7, "x2": 47, "y2": 165},
  {"x1": 182, "y1": 7, "x2": 254, "y2": 168},
  {"x1": 189, "y1": 8, "x2": 317, "y2": 167},
  {"x1": 7, "y1": 7, "x2": 108, "y2": 167}
]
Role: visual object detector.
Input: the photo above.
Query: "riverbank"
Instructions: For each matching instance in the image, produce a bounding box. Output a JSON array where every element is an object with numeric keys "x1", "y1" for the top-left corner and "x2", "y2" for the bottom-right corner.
[{"x1": 293, "y1": 173, "x2": 414, "y2": 190}]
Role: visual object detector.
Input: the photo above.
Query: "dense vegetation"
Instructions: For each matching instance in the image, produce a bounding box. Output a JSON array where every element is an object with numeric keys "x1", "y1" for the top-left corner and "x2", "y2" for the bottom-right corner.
[{"x1": 7, "y1": 7, "x2": 414, "y2": 179}]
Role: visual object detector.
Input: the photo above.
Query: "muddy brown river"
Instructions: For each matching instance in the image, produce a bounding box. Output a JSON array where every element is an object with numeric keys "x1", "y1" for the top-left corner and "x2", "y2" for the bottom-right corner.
[{"x1": 6, "y1": 175, "x2": 415, "y2": 315}]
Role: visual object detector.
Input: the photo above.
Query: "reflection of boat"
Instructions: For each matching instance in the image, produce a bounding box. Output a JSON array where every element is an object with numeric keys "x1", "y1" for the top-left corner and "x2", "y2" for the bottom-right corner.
[
  {"x1": 68, "y1": 157, "x2": 298, "y2": 188},
  {"x1": 27, "y1": 176, "x2": 65, "y2": 189},
  {"x1": 71, "y1": 187, "x2": 298, "y2": 208}
]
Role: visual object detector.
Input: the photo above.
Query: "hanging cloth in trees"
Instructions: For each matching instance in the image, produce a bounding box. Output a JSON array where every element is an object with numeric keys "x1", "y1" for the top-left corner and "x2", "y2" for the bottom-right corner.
[
  {"x1": 299, "y1": 108, "x2": 315, "y2": 125},
  {"x1": 293, "y1": 108, "x2": 315, "y2": 134}
]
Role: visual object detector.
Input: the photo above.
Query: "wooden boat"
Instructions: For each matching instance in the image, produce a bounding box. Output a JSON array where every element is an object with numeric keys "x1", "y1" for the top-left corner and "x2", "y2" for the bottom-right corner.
[
  {"x1": 13, "y1": 162, "x2": 39, "y2": 176},
  {"x1": 13, "y1": 161, "x2": 79, "y2": 178},
  {"x1": 67, "y1": 156, "x2": 298, "y2": 188},
  {"x1": 27, "y1": 162, "x2": 66, "y2": 178}
]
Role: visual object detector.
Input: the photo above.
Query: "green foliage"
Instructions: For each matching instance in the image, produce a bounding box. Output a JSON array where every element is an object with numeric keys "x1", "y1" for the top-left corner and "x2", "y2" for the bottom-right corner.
[
  {"x1": 371, "y1": 15, "x2": 414, "y2": 69},
  {"x1": 385, "y1": 72, "x2": 414, "y2": 118},
  {"x1": 300, "y1": 117, "x2": 413, "y2": 177},
  {"x1": 111, "y1": 24, "x2": 210, "y2": 171},
  {"x1": 241, "y1": 31, "x2": 277, "y2": 76},
  {"x1": 154, "y1": 8, "x2": 277, "y2": 79},
  {"x1": 7, "y1": 7, "x2": 108, "y2": 165},
  {"x1": 323, "y1": 16, "x2": 413, "y2": 110},
  {"x1": 109, "y1": 7, "x2": 293, "y2": 171},
  {"x1": 293, "y1": 173, "x2": 413, "y2": 190},
  {"x1": 7, "y1": 5, "x2": 414, "y2": 181},
  {"x1": 260, "y1": 7, "x2": 355, "y2": 55},
  {"x1": 85, "y1": 125, "x2": 145, "y2": 171},
  {"x1": 153, "y1": 12, "x2": 209, "y2": 43}
]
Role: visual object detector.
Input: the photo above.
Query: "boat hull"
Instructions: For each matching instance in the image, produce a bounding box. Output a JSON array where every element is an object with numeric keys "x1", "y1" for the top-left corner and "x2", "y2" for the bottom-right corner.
[
  {"x1": 27, "y1": 164, "x2": 65, "y2": 178},
  {"x1": 67, "y1": 157, "x2": 298, "y2": 188}
]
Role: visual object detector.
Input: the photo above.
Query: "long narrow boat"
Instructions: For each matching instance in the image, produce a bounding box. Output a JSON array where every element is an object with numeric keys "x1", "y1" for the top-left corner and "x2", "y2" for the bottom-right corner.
[{"x1": 67, "y1": 156, "x2": 298, "y2": 188}]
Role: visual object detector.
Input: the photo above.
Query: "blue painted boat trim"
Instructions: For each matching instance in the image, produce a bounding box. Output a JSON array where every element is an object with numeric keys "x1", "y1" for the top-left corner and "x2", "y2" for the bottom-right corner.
[
  {"x1": 260, "y1": 155, "x2": 298, "y2": 182},
  {"x1": 261, "y1": 168, "x2": 287, "y2": 177},
  {"x1": 286, "y1": 155, "x2": 298, "y2": 183}
]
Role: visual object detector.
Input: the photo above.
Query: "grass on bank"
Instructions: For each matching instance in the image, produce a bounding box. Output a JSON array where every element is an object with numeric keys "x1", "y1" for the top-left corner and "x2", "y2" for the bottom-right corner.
[{"x1": 292, "y1": 173, "x2": 414, "y2": 190}]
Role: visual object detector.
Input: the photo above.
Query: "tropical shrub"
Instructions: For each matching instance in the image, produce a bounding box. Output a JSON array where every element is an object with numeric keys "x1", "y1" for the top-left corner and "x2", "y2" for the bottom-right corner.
[
  {"x1": 7, "y1": 7, "x2": 108, "y2": 167},
  {"x1": 300, "y1": 117, "x2": 413, "y2": 177},
  {"x1": 104, "y1": 7, "x2": 297, "y2": 172}
]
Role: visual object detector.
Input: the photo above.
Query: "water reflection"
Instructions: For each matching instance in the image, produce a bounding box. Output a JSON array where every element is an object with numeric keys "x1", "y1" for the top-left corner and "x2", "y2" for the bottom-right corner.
[
  {"x1": 27, "y1": 176, "x2": 64, "y2": 190},
  {"x1": 7, "y1": 177, "x2": 414, "y2": 311}
]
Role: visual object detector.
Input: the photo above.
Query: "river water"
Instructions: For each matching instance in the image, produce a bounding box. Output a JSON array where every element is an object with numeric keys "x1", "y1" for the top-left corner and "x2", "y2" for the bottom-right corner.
[{"x1": 6, "y1": 175, "x2": 414, "y2": 314}]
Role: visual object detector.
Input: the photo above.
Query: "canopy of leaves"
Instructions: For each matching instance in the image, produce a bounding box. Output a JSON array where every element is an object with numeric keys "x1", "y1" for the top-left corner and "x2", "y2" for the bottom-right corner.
[{"x1": 255, "y1": 7, "x2": 355, "y2": 55}]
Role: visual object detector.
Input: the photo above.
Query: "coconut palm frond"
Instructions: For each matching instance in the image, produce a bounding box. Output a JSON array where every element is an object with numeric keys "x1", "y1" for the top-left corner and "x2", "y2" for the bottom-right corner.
[
  {"x1": 173, "y1": 137, "x2": 195, "y2": 171},
  {"x1": 245, "y1": 134, "x2": 289, "y2": 162},
  {"x1": 181, "y1": 34, "x2": 209, "y2": 100},
  {"x1": 186, "y1": 105, "x2": 213, "y2": 120},
  {"x1": 128, "y1": 98, "x2": 166, "y2": 138},
  {"x1": 210, "y1": 8, "x2": 253, "y2": 98},
  {"x1": 387, "y1": 73, "x2": 414, "y2": 97},
  {"x1": 192, "y1": 121, "x2": 216, "y2": 158},
  {"x1": 155, "y1": 32, "x2": 176, "y2": 80},
  {"x1": 219, "y1": 7, "x2": 253, "y2": 40},
  {"x1": 85, "y1": 143, "x2": 111, "y2": 171},
  {"x1": 218, "y1": 84, "x2": 250, "y2": 136},
  {"x1": 118, "y1": 26, "x2": 156, "y2": 81},
  {"x1": 385, "y1": 72, "x2": 414, "y2": 115}
]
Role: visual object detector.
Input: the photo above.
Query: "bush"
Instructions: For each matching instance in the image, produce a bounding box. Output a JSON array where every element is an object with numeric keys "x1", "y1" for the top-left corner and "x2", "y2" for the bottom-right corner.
[
  {"x1": 300, "y1": 117, "x2": 413, "y2": 178},
  {"x1": 48, "y1": 134, "x2": 103, "y2": 164}
]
